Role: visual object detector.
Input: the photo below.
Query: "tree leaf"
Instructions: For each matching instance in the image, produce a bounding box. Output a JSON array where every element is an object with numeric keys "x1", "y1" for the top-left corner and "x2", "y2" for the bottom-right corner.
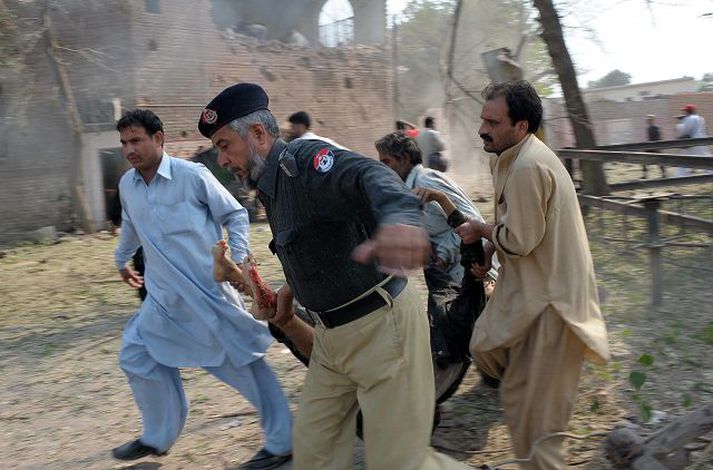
[
  {"x1": 629, "y1": 371, "x2": 647, "y2": 391},
  {"x1": 590, "y1": 397, "x2": 601, "y2": 413},
  {"x1": 638, "y1": 353, "x2": 654, "y2": 367},
  {"x1": 682, "y1": 393, "x2": 692, "y2": 408}
]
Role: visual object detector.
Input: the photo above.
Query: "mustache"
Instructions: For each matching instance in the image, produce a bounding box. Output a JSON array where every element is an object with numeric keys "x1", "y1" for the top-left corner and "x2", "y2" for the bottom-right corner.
[{"x1": 480, "y1": 134, "x2": 493, "y2": 143}]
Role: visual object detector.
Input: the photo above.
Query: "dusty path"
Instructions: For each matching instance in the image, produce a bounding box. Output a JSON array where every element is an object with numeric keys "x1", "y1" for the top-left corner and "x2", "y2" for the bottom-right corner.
[{"x1": 1, "y1": 170, "x2": 711, "y2": 468}]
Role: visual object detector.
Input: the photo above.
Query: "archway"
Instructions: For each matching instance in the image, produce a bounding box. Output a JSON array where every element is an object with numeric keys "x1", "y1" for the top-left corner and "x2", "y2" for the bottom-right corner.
[{"x1": 318, "y1": 0, "x2": 354, "y2": 47}]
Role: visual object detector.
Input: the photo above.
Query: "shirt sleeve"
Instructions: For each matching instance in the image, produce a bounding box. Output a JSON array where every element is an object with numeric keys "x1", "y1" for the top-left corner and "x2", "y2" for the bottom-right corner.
[
  {"x1": 491, "y1": 165, "x2": 552, "y2": 258},
  {"x1": 420, "y1": 202, "x2": 457, "y2": 263},
  {"x1": 114, "y1": 193, "x2": 142, "y2": 270},
  {"x1": 306, "y1": 147, "x2": 423, "y2": 227},
  {"x1": 194, "y1": 165, "x2": 250, "y2": 263}
]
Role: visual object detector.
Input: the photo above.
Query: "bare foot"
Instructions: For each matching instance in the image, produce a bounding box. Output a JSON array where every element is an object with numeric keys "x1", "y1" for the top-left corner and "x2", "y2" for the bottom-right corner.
[{"x1": 212, "y1": 240, "x2": 243, "y2": 283}]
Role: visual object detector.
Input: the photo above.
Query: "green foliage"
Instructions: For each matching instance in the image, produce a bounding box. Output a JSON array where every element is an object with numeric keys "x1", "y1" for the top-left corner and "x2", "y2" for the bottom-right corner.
[
  {"x1": 699, "y1": 73, "x2": 713, "y2": 92},
  {"x1": 659, "y1": 325, "x2": 681, "y2": 345},
  {"x1": 396, "y1": 0, "x2": 455, "y2": 120},
  {"x1": 629, "y1": 371, "x2": 646, "y2": 391},
  {"x1": 589, "y1": 396, "x2": 601, "y2": 413},
  {"x1": 637, "y1": 398, "x2": 653, "y2": 423},
  {"x1": 681, "y1": 393, "x2": 693, "y2": 408},
  {"x1": 693, "y1": 323, "x2": 713, "y2": 345},
  {"x1": 587, "y1": 69, "x2": 632, "y2": 89},
  {"x1": 637, "y1": 353, "x2": 654, "y2": 367},
  {"x1": 42, "y1": 342, "x2": 57, "y2": 357},
  {"x1": 629, "y1": 352, "x2": 655, "y2": 421},
  {"x1": 395, "y1": 0, "x2": 556, "y2": 120}
]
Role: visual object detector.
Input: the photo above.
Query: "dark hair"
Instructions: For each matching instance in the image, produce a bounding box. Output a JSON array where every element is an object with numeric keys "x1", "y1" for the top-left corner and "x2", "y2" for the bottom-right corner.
[
  {"x1": 424, "y1": 116, "x2": 435, "y2": 128},
  {"x1": 116, "y1": 109, "x2": 164, "y2": 135},
  {"x1": 288, "y1": 111, "x2": 311, "y2": 128},
  {"x1": 375, "y1": 132, "x2": 423, "y2": 166},
  {"x1": 481, "y1": 80, "x2": 542, "y2": 133},
  {"x1": 395, "y1": 120, "x2": 407, "y2": 131}
]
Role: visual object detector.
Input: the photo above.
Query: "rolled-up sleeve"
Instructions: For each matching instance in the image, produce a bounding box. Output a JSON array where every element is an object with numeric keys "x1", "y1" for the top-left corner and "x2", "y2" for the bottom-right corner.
[
  {"x1": 194, "y1": 165, "x2": 250, "y2": 263},
  {"x1": 492, "y1": 165, "x2": 552, "y2": 258}
]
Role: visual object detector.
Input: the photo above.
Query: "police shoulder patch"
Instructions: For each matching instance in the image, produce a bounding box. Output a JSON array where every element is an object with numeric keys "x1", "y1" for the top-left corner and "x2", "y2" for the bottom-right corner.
[{"x1": 312, "y1": 148, "x2": 335, "y2": 173}]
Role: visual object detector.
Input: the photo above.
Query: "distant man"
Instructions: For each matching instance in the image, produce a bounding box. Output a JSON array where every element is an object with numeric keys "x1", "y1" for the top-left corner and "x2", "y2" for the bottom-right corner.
[
  {"x1": 287, "y1": 111, "x2": 311, "y2": 139},
  {"x1": 112, "y1": 109, "x2": 292, "y2": 469},
  {"x1": 643, "y1": 114, "x2": 665, "y2": 179},
  {"x1": 416, "y1": 116, "x2": 447, "y2": 171},
  {"x1": 456, "y1": 81, "x2": 609, "y2": 469},
  {"x1": 679, "y1": 104, "x2": 710, "y2": 154},
  {"x1": 676, "y1": 104, "x2": 710, "y2": 176}
]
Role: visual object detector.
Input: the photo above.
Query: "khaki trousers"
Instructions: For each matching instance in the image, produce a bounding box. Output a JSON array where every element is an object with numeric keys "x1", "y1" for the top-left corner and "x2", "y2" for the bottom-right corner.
[
  {"x1": 293, "y1": 283, "x2": 469, "y2": 470},
  {"x1": 474, "y1": 308, "x2": 584, "y2": 470}
]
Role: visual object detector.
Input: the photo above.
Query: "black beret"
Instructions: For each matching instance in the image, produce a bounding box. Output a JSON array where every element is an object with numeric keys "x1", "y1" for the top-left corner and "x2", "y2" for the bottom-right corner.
[{"x1": 198, "y1": 83, "x2": 269, "y2": 138}]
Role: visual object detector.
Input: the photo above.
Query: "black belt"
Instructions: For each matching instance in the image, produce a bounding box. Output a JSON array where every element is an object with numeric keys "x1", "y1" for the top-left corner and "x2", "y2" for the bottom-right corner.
[{"x1": 304, "y1": 276, "x2": 407, "y2": 329}]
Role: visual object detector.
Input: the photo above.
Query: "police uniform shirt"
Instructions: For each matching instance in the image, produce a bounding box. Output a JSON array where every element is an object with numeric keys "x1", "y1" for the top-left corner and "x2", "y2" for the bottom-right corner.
[{"x1": 256, "y1": 139, "x2": 423, "y2": 312}]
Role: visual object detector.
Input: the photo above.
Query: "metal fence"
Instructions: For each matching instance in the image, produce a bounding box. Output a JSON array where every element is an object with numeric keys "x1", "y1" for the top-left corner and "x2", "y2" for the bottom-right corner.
[
  {"x1": 319, "y1": 17, "x2": 354, "y2": 47},
  {"x1": 558, "y1": 138, "x2": 713, "y2": 307}
]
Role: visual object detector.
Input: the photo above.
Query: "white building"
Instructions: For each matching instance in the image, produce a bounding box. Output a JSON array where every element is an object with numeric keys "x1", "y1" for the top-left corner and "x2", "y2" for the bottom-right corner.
[{"x1": 582, "y1": 77, "x2": 697, "y2": 103}]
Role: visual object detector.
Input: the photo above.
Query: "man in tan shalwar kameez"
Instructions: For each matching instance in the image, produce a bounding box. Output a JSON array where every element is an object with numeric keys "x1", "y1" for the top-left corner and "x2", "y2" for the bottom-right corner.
[{"x1": 456, "y1": 81, "x2": 609, "y2": 470}]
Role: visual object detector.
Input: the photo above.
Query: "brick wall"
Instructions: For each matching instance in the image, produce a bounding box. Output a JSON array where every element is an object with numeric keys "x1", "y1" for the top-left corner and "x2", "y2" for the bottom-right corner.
[
  {"x1": 0, "y1": 2, "x2": 79, "y2": 237},
  {"x1": 130, "y1": 0, "x2": 393, "y2": 156},
  {"x1": 544, "y1": 95, "x2": 713, "y2": 149},
  {"x1": 0, "y1": 0, "x2": 394, "y2": 237}
]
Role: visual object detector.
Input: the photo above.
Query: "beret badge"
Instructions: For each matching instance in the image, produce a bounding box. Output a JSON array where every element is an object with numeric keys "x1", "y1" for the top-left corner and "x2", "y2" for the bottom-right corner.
[{"x1": 202, "y1": 108, "x2": 218, "y2": 125}]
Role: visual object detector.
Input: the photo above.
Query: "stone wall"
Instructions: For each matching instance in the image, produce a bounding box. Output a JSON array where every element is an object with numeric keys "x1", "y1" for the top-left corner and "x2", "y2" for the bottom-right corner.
[
  {"x1": 0, "y1": 0, "x2": 393, "y2": 237},
  {"x1": 131, "y1": 0, "x2": 393, "y2": 156}
]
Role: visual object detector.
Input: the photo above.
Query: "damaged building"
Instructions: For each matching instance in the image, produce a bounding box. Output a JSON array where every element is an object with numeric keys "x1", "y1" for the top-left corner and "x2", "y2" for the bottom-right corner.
[{"x1": 0, "y1": 0, "x2": 392, "y2": 241}]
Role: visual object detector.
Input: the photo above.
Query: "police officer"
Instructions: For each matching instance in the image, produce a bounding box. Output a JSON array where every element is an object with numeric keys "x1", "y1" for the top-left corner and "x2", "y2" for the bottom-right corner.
[{"x1": 199, "y1": 83, "x2": 470, "y2": 470}]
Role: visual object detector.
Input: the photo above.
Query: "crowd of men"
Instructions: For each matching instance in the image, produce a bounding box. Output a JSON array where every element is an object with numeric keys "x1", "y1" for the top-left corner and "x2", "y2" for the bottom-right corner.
[{"x1": 110, "y1": 80, "x2": 609, "y2": 470}]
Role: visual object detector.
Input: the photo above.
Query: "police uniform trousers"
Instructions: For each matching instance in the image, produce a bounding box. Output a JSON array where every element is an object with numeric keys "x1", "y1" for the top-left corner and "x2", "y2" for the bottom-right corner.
[
  {"x1": 474, "y1": 308, "x2": 585, "y2": 470},
  {"x1": 119, "y1": 314, "x2": 293, "y2": 455},
  {"x1": 293, "y1": 282, "x2": 469, "y2": 470}
]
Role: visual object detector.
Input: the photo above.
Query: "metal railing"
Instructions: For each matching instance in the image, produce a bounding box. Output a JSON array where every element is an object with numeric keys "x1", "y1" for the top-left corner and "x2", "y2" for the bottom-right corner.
[
  {"x1": 558, "y1": 137, "x2": 713, "y2": 308},
  {"x1": 557, "y1": 149, "x2": 713, "y2": 169},
  {"x1": 319, "y1": 17, "x2": 354, "y2": 47}
]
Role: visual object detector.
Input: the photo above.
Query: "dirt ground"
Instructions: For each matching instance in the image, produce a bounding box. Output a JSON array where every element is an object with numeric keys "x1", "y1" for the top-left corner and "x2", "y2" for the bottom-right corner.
[{"x1": 1, "y1": 165, "x2": 711, "y2": 469}]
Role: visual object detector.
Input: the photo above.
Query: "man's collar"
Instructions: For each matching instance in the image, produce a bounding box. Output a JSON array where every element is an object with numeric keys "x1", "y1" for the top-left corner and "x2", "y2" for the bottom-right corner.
[
  {"x1": 156, "y1": 152, "x2": 172, "y2": 180},
  {"x1": 404, "y1": 164, "x2": 423, "y2": 189},
  {"x1": 256, "y1": 139, "x2": 286, "y2": 198},
  {"x1": 132, "y1": 152, "x2": 171, "y2": 182},
  {"x1": 492, "y1": 134, "x2": 530, "y2": 171}
]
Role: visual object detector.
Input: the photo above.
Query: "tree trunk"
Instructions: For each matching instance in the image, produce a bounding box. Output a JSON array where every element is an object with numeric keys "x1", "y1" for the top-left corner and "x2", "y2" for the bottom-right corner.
[{"x1": 532, "y1": 0, "x2": 610, "y2": 196}]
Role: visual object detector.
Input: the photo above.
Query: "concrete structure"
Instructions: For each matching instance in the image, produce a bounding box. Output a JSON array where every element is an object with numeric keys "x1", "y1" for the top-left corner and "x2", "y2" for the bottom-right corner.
[
  {"x1": 0, "y1": 0, "x2": 391, "y2": 240},
  {"x1": 544, "y1": 91, "x2": 713, "y2": 149},
  {"x1": 581, "y1": 77, "x2": 697, "y2": 103}
]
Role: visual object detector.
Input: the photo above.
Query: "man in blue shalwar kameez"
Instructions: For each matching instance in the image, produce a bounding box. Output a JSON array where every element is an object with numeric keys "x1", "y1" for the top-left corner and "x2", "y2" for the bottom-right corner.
[{"x1": 112, "y1": 109, "x2": 292, "y2": 470}]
